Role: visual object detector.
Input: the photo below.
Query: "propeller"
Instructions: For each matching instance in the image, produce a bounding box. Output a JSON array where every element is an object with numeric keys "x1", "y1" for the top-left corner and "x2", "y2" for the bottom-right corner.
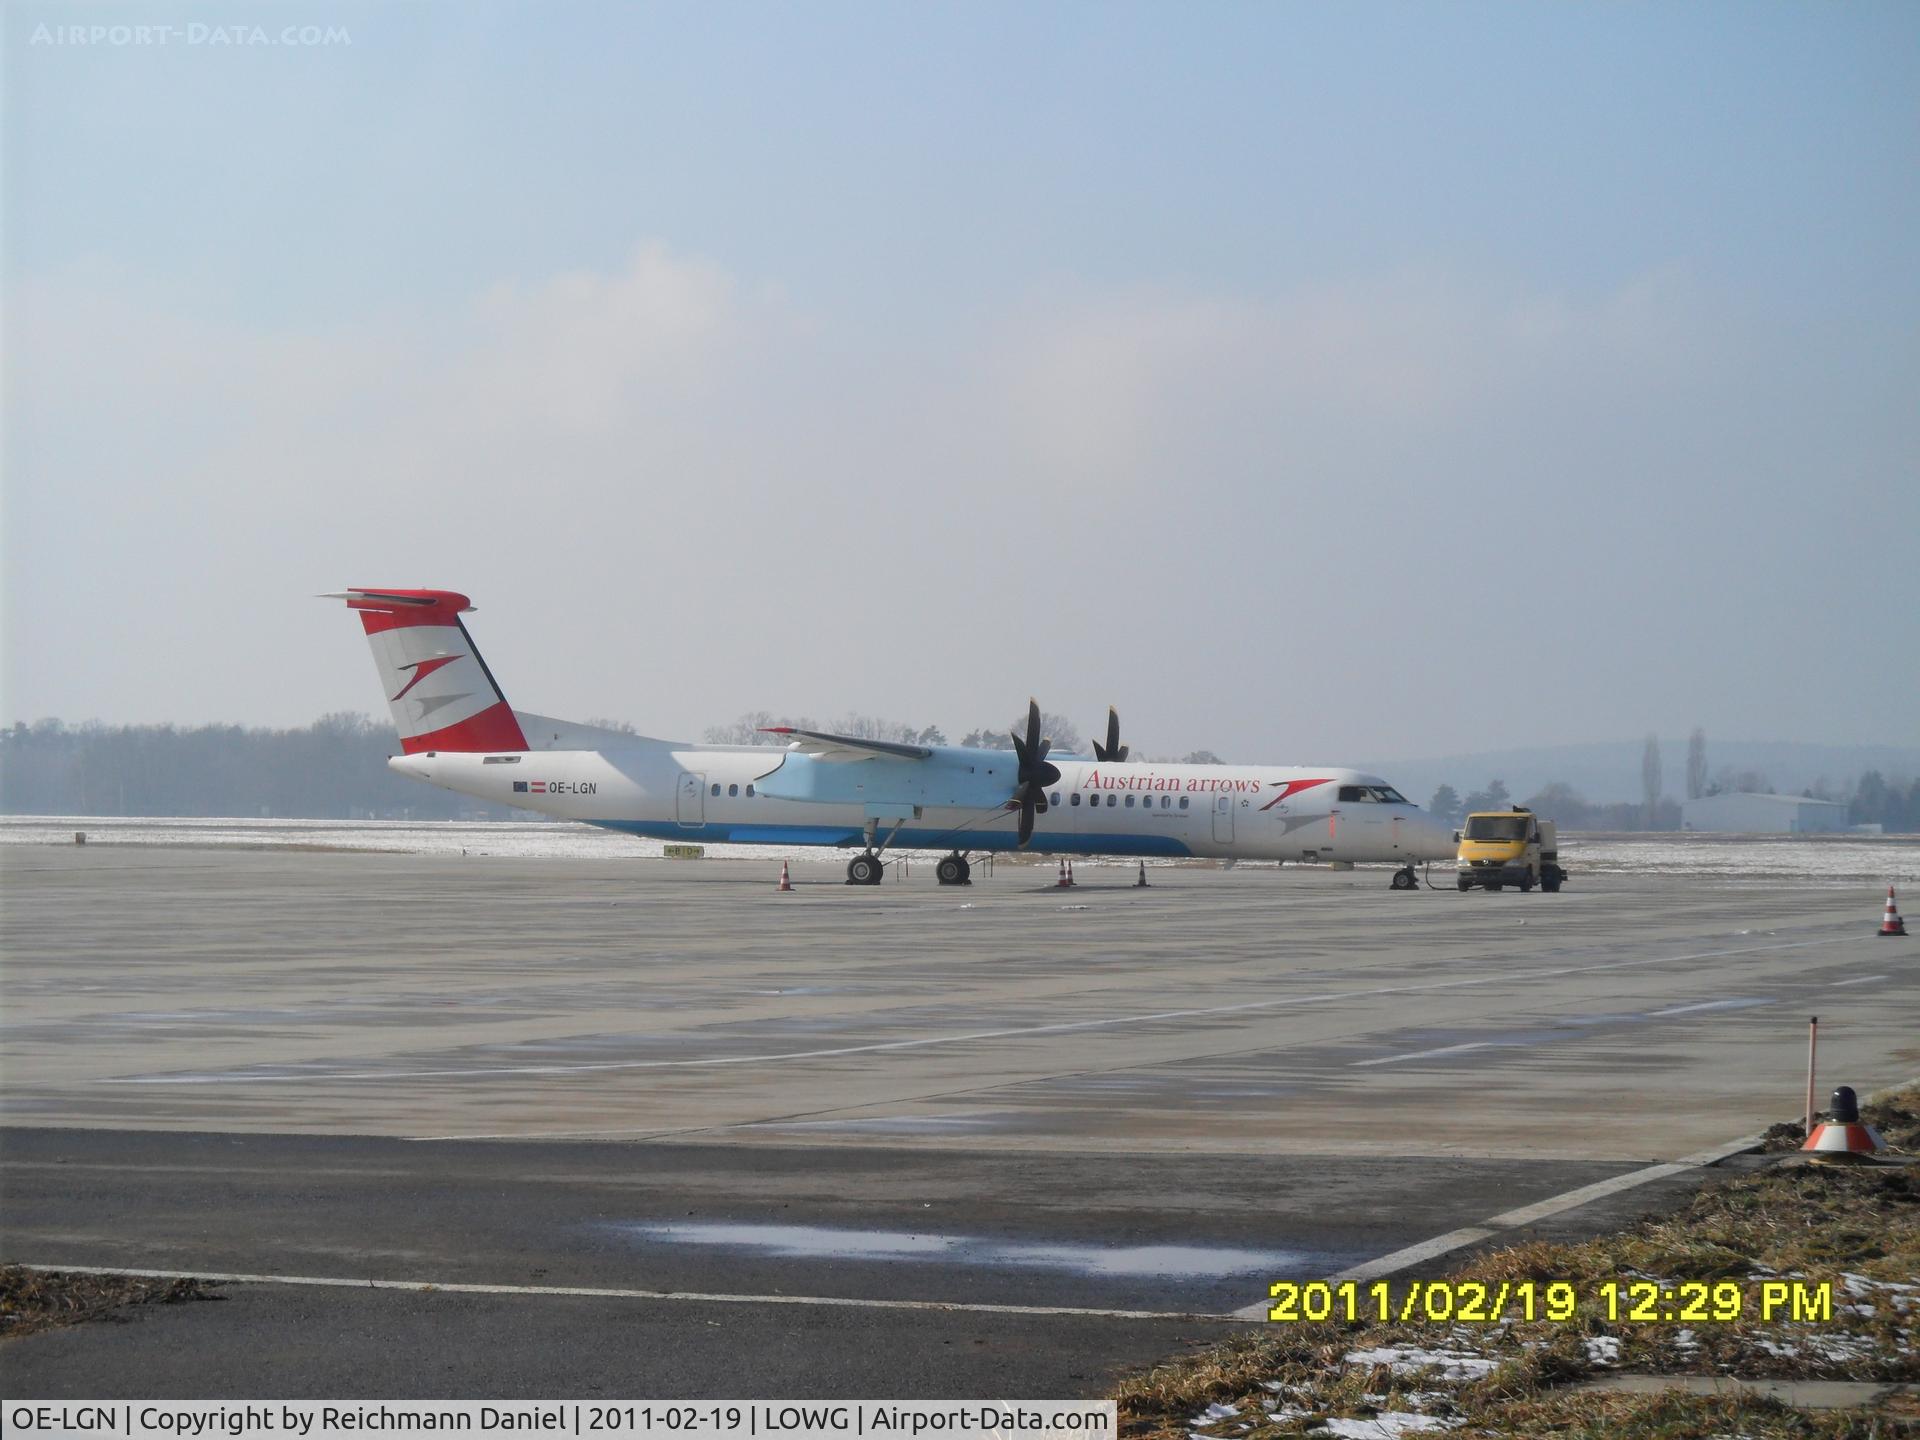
[
  {"x1": 1091, "y1": 705, "x2": 1128, "y2": 763},
  {"x1": 1008, "y1": 698, "x2": 1062, "y2": 847}
]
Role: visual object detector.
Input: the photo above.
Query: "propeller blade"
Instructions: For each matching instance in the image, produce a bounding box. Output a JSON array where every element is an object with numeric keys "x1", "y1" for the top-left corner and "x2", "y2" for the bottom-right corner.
[
  {"x1": 1010, "y1": 700, "x2": 1056, "y2": 847},
  {"x1": 1093, "y1": 705, "x2": 1128, "y2": 762}
]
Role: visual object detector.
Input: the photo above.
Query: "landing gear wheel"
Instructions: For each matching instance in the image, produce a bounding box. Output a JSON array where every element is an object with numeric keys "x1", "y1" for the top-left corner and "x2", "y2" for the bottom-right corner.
[
  {"x1": 846, "y1": 852, "x2": 884, "y2": 886},
  {"x1": 936, "y1": 854, "x2": 972, "y2": 886},
  {"x1": 1390, "y1": 867, "x2": 1417, "y2": 891}
]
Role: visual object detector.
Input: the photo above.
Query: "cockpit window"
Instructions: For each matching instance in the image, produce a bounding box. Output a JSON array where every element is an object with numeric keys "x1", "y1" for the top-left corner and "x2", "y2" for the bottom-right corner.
[
  {"x1": 1464, "y1": 815, "x2": 1529, "y2": 842},
  {"x1": 1337, "y1": 785, "x2": 1368, "y2": 802},
  {"x1": 1369, "y1": 786, "x2": 1408, "y2": 804}
]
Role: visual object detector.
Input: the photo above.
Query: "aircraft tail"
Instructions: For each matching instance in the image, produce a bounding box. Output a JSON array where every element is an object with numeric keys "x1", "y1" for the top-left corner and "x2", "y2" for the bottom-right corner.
[{"x1": 326, "y1": 588, "x2": 529, "y2": 754}]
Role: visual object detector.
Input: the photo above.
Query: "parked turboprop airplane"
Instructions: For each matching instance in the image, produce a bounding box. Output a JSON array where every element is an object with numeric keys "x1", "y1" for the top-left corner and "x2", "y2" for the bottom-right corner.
[{"x1": 328, "y1": 588, "x2": 1457, "y2": 887}]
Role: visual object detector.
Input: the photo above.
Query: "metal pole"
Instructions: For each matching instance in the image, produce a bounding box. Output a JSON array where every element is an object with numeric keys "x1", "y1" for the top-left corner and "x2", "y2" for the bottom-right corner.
[{"x1": 1805, "y1": 1016, "x2": 1819, "y2": 1137}]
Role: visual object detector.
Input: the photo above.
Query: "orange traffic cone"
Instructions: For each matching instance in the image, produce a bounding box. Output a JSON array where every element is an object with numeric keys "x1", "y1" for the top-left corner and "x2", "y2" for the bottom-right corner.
[
  {"x1": 1135, "y1": 861, "x2": 1149, "y2": 888},
  {"x1": 1879, "y1": 885, "x2": 1907, "y2": 937},
  {"x1": 1066, "y1": 859, "x2": 1076, "y2": 886},
  {"x1": 1056, "y1": 858, "x2": 1070, "y2": 888},
  {"x1": 1802, "y1": 1086, "x2": 1886, "y2": 1158},
  {"x1": 777, "y1": 861, "x2": 793, "y2": 892}
]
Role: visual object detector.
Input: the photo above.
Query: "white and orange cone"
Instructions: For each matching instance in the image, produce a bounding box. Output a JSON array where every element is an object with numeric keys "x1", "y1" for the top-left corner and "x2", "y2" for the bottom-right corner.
[
  {"x1": 1802, "y1": 1085, "x2": 1886, "y2": 1158},
  {"x1": 777, "y1": 860, "x2": 793, "y2": 892},
  {"x1": 1066, "y1": 859, "x2": 1076, "y2": 886},
  {"x1": 1135, "y1": 860, "x2": 1149, "y2": 888},
  {"x1": 1879, "y1": 884, "x2": 1907, "y2": 937},
  {"x1": 1056, "y1": 858, "x2": 1071, "y2": 888}
]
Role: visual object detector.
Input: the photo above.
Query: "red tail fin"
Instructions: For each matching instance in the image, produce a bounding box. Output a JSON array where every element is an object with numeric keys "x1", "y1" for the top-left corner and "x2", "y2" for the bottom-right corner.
[{"x1": 326, "y1": 589, "x2": 528, "y2": 754}]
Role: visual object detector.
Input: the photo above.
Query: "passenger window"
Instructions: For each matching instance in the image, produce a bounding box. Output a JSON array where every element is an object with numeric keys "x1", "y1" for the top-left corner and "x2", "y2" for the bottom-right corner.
[
  {"x1": 1179, "y1": 796, "x2": 1190, "y2": 810},
  {"x1": 1106, "y1": 794, "x2": 1117, "y2": 807},
  {"x1": 745, "y1": 784, "x2": 755, "y2": 797},
  {"x1": 710, "y1": 783, "x2": 721, "y2": 796},
  {"x1": 1070, "y1": 793, "x2": 1081, "y2": 806},
  {"x1": 728, "y1": 784, "x2": 738, "y2": 796},
  {"x1": 1050, "y1": 791, "x2": 1061, "y2": 806},
  {"x1": 1162, "y1": 795, "x2": 1171, "y2": 809}
]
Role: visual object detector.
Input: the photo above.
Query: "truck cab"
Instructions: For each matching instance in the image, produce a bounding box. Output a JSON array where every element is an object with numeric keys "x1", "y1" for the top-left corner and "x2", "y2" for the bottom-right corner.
[{"x1": 1455, "y1": 806, "x2": 1565, "y2": 893}]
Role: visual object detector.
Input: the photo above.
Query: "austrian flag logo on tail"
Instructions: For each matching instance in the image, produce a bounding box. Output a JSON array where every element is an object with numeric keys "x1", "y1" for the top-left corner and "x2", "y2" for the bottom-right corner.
[{"x1": 388, "y1": 653, "x2": 463, "y2": 702}]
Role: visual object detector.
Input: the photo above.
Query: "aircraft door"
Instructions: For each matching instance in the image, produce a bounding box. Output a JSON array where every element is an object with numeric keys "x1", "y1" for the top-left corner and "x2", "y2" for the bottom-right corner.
[
  {"x1": 676, "y1": 772, "x2": 706, "y2": 827},
  {"x1": 1213, "y1": 793, "x2": 1235, "y2": 844}
]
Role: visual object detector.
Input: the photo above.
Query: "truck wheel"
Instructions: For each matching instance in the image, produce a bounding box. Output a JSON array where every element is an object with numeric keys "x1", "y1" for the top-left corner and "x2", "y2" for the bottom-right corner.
[
  {"x1": 1542, "y1": 876, "x2": 1562, "y2": 893},
  {"x1": 1456, "y1": 876, "x2": 1472, "y2": 891},
  {"x1": 1519, "y1": 870, "x2": 1535, "y2": 893},
  {"x1": 1487, "y1": 880, "x2": 1504, "y2": 891}
]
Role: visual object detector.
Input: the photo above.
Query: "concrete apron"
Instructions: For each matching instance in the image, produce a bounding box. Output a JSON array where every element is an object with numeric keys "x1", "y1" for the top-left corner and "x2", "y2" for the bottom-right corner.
[{"x1": 1572, "y1": 1374, "x2": 1913, "y2": 1410}]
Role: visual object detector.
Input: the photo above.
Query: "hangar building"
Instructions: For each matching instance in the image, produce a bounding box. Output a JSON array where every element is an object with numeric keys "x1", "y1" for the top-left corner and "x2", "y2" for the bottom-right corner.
[{"x1": 1681, "y1": 792, "x2": 1850, "y2": 834}]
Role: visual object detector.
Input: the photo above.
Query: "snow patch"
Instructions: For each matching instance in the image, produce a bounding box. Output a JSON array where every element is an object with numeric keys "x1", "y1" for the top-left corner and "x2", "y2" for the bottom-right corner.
[
  {"x1": 1319, "y1": 1415, "x2": 1460, "y2": 1438},
  {"x1": 1343, "y1": 1345, "x2": 1499, "y2": 1380}
]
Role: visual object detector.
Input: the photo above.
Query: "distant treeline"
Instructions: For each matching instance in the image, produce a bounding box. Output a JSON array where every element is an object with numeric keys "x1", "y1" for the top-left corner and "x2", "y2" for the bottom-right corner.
[
  {"x1": 0, "y1": 715, "x2": 518, "y2": 820},
  {"x1": 1424, "y1": 775, "x2": 1920, "y2": 833},
  {"x1": 8, "y1": 714, "x2": 1916, "y2": 833}
]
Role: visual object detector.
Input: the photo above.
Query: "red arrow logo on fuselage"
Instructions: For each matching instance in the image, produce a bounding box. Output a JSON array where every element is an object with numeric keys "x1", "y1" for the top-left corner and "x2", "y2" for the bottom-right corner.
[{"x1": 1258, "y1": 778, "x2": 1333, "y2": 810}]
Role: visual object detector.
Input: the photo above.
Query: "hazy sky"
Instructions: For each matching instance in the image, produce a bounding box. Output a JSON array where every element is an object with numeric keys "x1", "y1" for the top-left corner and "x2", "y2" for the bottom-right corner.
[{"x1": 6, "y1": 1, "x2": 1917, "y2": 761}]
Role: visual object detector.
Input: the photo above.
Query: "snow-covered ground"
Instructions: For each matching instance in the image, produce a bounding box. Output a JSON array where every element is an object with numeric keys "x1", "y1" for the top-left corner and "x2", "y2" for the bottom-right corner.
[{"x1": 3, "y1": 815, "x2": 1917, "y2": 882}]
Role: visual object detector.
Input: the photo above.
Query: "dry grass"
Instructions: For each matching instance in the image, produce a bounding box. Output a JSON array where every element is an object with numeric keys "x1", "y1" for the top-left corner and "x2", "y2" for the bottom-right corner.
[
  {"x1": 0, "y1": 1265, "x2": 221, "y2": 1339},
  {"x1": 1116, "y1": 1089, "x2": 1920, "y2": 1439}
]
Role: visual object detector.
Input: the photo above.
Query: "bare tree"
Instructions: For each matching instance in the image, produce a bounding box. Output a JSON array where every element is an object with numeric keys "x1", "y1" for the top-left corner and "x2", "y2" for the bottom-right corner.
[
  {"x1": 962, "y1": 711, "x2": 1083, "y2": 753},
  {"x1": 1642, "y1": 733, "x2": 1663, "y2": 829},
  {"x1": 1686, "y1": 727, "x2": 1707, "y2": 800}
]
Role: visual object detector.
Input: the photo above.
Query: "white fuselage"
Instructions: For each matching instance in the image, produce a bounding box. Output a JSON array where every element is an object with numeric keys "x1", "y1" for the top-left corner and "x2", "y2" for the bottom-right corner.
[{"x1": 394, "y1": 742, "x2": 1457, "y2": 865}]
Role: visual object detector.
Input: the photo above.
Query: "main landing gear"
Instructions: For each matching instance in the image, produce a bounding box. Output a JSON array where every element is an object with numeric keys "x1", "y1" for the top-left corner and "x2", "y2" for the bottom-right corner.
[
  {"x1": 935, "y1": 852, "x2": 973, "y2": 887},
  {"x1": 846, "y1": 817, "x2": 908, "y2": 886},
  {"x1": 1391, "y1": 865, "x2": 1419, "y2": 891}
]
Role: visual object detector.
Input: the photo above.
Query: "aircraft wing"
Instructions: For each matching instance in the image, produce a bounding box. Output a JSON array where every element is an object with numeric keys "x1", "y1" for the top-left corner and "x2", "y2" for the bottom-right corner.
[{"x1": 759, "y1": 727, "x2": 935, "y2": 762}]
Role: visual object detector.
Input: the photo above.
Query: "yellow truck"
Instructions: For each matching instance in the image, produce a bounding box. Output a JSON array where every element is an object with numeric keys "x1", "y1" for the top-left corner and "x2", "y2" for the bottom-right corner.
[{"x1": 1455, "y1": 806, "x2": 1566, "y2": 893}]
